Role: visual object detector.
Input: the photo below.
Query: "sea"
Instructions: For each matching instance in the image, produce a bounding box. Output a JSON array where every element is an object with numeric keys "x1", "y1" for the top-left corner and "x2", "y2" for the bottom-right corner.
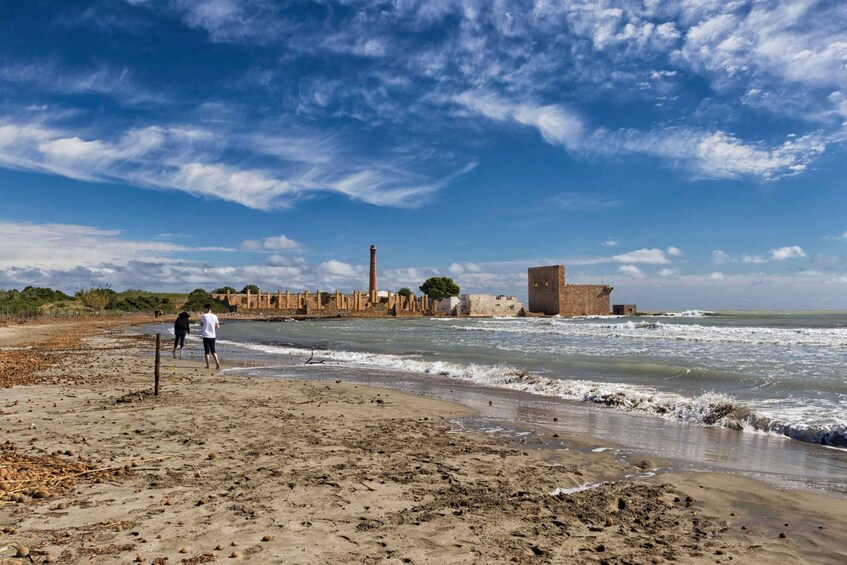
[{"x1": 143, "y1": 310, "x2": 847, "y2": 494}]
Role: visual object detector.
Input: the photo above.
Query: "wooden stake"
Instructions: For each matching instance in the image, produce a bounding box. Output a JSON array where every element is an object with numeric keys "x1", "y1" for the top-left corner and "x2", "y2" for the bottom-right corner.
[{"x1": 154, "y1": 332, "x2": 161, "y2": 396}]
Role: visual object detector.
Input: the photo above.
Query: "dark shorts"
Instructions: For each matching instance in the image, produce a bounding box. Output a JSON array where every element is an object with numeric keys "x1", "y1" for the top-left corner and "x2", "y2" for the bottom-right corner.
[
  {"x1": 202, "y1": 338, "x2": 216, "y2": 355},
  {"x1": 174, "y1": 331, "x2": 187, "y2": 348}
]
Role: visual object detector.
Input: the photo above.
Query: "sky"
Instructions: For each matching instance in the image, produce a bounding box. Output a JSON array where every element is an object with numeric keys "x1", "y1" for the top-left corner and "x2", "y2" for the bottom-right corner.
[{"x1": 1, "y1": 0, "x2": 846, "y2": 310}]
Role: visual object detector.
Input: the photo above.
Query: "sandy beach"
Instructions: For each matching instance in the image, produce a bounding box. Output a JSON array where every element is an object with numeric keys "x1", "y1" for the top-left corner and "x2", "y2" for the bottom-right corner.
[{"x1": 1, "y1": 318, "x2": 846, "y2": 564}]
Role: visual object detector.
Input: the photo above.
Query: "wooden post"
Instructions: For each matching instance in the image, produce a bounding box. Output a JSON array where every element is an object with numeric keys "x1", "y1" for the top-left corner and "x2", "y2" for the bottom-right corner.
[{"x1": 154, "y1": 332, "x2": 161, "y2": 396}]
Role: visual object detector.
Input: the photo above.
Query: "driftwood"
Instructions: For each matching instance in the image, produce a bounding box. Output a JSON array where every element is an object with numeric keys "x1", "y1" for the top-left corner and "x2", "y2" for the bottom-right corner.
[{"x1": 304, "y1": 349, "x2": 325, "y2": 365}]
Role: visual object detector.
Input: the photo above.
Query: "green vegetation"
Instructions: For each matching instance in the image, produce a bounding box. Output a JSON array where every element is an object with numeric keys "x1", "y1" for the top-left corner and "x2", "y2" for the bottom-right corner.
[
  {"x1": 182, "y1": 288, "x2": 229, "y2": 313},
  {"x1": 212, "y1": 286, "x2": 237, "y2": 294},
  {"x1": 75, "y1": 286, "x2": 115, "y2": 311},
  {"x1": 0, "y1": 286, "x2": 74, "y2": 315},
  {"x1": 105, "y1": 290, "x2": 177, "y2": 313},
  {"x1": 397, "y1": 287, "x2": 413, "y2": 297},
  {"x1": 241, "y1": 284, "x2": 260, "y2": 294},
  {"x1": 419, "y1": 277, "x2": 460, "y2": 301}
]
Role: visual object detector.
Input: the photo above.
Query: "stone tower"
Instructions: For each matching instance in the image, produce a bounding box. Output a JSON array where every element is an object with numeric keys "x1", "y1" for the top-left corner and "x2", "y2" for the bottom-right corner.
[{"x1": 369, "y1": 245, "x2": 377, "y2": 301}]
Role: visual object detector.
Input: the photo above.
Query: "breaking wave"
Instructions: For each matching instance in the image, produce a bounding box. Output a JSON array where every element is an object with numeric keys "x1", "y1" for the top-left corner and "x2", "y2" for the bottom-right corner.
[
  {"x1": 459, "y1": 318, "x2": 847, "y2": 348},
  {"x1": 228, "y1": 340, "x2": 847, "y2": 448}
]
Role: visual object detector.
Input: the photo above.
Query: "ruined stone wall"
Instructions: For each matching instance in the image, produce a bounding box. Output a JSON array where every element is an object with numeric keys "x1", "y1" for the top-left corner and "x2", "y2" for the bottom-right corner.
[
  {"x1": 210, "y1": 290, "x2": 428, "y2": 317},
  {"x1": 527, "y1": 265, "x2": 565, "y2": 315},
  {"x1": 613, "y1": 304, "x2": 637, "y2": 315},
  {"x1": 461, "y1": 294, "x2": 525, "y2": 317},
  {"x1": 560, "y1": 285, "x2": 612, "y2": 316}
]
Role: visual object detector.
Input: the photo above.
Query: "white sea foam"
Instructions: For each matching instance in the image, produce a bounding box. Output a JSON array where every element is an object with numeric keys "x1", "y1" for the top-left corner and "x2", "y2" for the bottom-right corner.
[
  {"x1": 551, "y1": 482, "x2": 606, "y2": 495},
  {"x1": 226, "y1": 339, "x2": 847, "y2": 448},
  {"x1": 460, "y1": 318, "x2": 847, "y2": 348}
]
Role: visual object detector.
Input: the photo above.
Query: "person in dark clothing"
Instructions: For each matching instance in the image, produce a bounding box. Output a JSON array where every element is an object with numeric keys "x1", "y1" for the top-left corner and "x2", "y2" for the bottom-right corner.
[{"x1": 173, "y1": 311, "x2": 191, "y2": 359}]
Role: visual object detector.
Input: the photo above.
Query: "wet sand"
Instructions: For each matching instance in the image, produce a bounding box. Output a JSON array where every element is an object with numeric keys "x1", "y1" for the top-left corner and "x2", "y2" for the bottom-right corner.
[{"x1": 1, "y1": 318, "x2": 846, "y2": 563}]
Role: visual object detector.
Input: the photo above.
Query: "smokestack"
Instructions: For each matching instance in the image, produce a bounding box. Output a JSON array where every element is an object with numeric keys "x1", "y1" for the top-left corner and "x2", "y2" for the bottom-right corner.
[{"x1": 369, "y1": 245, "x2": 377, "y2": 299}]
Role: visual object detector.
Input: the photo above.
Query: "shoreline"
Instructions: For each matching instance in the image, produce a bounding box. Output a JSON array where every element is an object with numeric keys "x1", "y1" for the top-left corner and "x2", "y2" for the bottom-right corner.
[{"x1": 1, "y1": 319, "x2": 846, "y2": 563}]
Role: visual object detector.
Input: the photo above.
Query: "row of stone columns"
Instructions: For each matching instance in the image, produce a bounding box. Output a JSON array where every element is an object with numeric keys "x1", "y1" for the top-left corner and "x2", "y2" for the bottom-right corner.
[{"x1": 225, "y1": 288, "x2": 432, "y2": 312}]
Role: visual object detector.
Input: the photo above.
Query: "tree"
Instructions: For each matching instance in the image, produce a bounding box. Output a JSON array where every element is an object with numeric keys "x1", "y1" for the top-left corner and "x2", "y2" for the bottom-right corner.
[
  {"x1": 241, "y1": 284, "x2": 260, "y2": 294},
  {"x1": 397, "y1": 287, "x2": 413, "y2": 297},
  {"x1": 213, "y1": 286, "x2": 237, "y2": 294},
  {"x1": 419, "y1": 277, "x2": 460, "y2": 301}
]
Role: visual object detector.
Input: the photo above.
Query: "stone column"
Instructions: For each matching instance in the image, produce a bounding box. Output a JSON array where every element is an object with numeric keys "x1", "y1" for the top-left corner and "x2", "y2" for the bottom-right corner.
[
  {"x1": 277, "y1": 290, "x2": 282, "y2": 309},
  {"x1": 246, "y1": 289, "x2": 252, "y2": 309},
  {"x1": 285, "y1": 290, "x2": 291, "y2": 309}
]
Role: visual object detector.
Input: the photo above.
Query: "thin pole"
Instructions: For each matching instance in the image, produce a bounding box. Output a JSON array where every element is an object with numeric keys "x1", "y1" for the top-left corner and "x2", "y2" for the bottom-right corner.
[{"x1": 154, "y1": 333, "x2": 161, "y2": 396}]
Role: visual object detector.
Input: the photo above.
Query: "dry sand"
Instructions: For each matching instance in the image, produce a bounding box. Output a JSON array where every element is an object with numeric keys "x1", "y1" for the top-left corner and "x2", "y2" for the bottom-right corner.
[{"x1": 1, "y1": 318, "x2": 846, "y2": 564}]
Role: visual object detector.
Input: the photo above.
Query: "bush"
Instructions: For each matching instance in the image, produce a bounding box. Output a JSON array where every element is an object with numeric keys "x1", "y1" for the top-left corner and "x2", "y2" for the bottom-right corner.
[
  {"x1": 0, "y1": 286, "x2": 74, "y2": 315},
  {"x1": 75, "y1": 286, "x2": 115, "y2": 311},
  {"x1": 212, "y1": 286, "x2": 237, "y2": 294},
  {"x1": 182, "y1": 288, "x2": 229, "y2": 313},
  {"x1": 240, "y1": 284, "x2": 260, "y2": 294},
  {"x1": 397, "y1": 287, "x2": 413, "y2": 297}
]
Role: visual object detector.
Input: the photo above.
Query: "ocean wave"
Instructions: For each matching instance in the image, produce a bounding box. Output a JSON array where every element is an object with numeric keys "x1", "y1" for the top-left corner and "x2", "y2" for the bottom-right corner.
[
  {"x1": 227, "y1": 340, "x2": 847, "y2": 448},
  {"x1": 458, "y1": 318, "x2": 847, "y2": 348}
]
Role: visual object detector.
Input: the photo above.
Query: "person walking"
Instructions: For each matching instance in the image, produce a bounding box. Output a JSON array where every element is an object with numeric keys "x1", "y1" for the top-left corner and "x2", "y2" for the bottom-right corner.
[
  {"x1": 200, "y1": 304, "x2": 221, "y2": 369},
  {"x1": 173, "y1": 311, "x2": 190, "y2": 359}
]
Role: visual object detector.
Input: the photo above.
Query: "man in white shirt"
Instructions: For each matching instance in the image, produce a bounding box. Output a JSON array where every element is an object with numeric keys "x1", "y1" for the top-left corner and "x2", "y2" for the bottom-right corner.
[{"x1": 200, "y1": 304, "x2": 221, "y2": 370}]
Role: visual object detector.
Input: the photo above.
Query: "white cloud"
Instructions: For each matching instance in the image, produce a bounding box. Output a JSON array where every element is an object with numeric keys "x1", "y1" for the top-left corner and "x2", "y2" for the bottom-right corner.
[
  {"x1": 618, "y1": 264, "x2": 645, "y2": 278},
  {"x1": 658, "y1": 268, "x2": 679, "y2": 277},
  {"x1": 241, "y1": 234, "x2": 302, "y2": 251},
  {"x1": 740, "y1": 254, "x2": 768, "y2": 264},
  {"x1": 0, "y1": 221, "x2": 232, "y2": 270},
  {"x1": 667, "y1": 246, "x2": 682, "y2": 256},
  {"x1": 612, "y1": 248, "x2": 671, "y2": 264},
  {"x1": 712, "y1": 250, "x2": 731, "y2": 265},
  {"x1": 453, "y1": 91, "x2": 585, "y2": 150},
  {"x1": 770, "y1": 245, "x2": 806, "y2": 261},
  {"x1": 708, "y1": 272, "x2": 726, "y2": 280},
  {"x1": 0, "y1": 119, "x2": 475, "y2": 209},
  {"x1": 601, "y1": 240, "x2": 619, "y2": 247}
]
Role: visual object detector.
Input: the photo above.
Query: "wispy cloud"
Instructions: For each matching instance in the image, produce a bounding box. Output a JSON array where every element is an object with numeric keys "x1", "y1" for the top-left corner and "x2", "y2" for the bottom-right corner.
[
  {"x1": 0, "y1": 118, "x2": 475, "y2": 209},
  {"x1": 241, "y1": 235, "x2": 303, "y2": 251}
]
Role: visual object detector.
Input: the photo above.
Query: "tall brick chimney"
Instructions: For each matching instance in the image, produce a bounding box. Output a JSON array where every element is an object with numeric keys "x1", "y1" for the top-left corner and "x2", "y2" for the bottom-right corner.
[{"x1": 369, "y1": 245, "x2": 377, "y2": 300}]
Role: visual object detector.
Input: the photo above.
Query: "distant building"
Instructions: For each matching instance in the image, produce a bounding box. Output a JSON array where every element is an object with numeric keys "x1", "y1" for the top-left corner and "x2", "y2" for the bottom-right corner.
[
  {"x1": 461, "y1": 294, "x2": 525, "y2": 317},
  {"x1": 527, "y1": 265, "x2": 612, "y2": 316},
  {"x1": 613, "y1": 304, "x2": 637, "y2": 315}
]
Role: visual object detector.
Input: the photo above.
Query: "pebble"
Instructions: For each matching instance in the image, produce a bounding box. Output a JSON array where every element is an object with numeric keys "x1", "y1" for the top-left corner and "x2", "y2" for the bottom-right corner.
[
  {"x1": 134, "y1": 554, "x2": 144, "y2": 563},
  {"x1": 208, "y1": 452, "x2": 218, "y2": 460},
  {"x1": 230, "y1": 551, "x2": 241, "y2": 558},
  {"x1": 262, "y1": 535, "x2": 273, "y2": 542},
  {"x1": 605, "y1": 516, "x2": 616, "y2": 527},
  {"x1": 215, "y1": 544, "x2": 223, "y2": 550},
  {"x1": 779, "y1": 532, "x2": 787, "y2": 538},
  {"x1": 16, "y1": 547, "x2": 30, "y2": 558},
  {"x1": 179, "y1": 547, "x2": 189, "y2": 553}
]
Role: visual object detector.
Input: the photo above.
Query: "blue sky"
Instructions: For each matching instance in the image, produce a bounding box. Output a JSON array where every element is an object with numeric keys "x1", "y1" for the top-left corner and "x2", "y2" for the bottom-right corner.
[{"x1": 1, "y1": 0, "x2": 846, "y2": 309}]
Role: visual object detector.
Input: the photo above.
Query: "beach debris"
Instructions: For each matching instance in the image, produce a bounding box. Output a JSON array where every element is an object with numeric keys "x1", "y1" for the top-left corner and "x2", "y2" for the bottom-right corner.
[
  {"x1": 304, "y1": 349, "x2": 325, "y2": 365},
  {"x1": 0, "y1": 442, "x2": 137, "y2": 503}
]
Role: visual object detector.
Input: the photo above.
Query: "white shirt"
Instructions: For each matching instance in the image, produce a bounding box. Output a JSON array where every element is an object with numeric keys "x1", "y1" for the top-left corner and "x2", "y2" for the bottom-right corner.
[{"x1": 200, "y1": 313, "x2": 219, "y2": 338}]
